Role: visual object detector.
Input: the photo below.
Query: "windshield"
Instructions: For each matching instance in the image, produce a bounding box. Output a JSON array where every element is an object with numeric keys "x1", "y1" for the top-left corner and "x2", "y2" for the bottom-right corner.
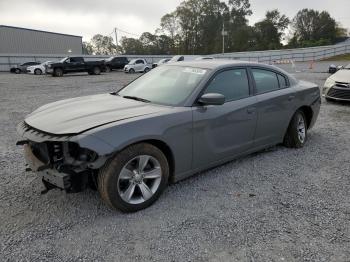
[
  {"x1": 106, "y1": 57, "x2": 114, "y2": 61},
  {"x1": 170, "y1": 55, "x2": 181, "y2": 62},
  {"x1": 128, "y1": 59, "x2": 137, "y2": 65},
  {"x1": 159, "y1": 59, "x2": 168, "y2": 64},
  {"x1": 118, "y1": 65, "x2": 208, "y2": 106},
  {"x1": 59, "y1": 57, "x2": 68, "y2": 63}
]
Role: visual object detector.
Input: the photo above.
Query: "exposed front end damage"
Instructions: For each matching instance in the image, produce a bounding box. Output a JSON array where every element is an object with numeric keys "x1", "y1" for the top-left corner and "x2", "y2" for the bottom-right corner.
[{"x1": 17, "y1": 121, "x2": 109, "y2": 193}]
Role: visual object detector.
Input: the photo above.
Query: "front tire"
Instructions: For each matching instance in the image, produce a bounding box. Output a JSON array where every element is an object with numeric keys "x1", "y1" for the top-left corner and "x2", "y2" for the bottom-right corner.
[
  {"x1": 92, "y1": 66, "x2": 101, "y2": 75},
  {"x1": 283, "y1": 110, "x2": 307, "y2": 148},
  {"x1": 53, "y1": 68, "x2": 63, "y2": 77},
  {"x1": 128, "y1": 68, "x2": 135, "y2": 74},
  {"x1": 98, "y1": 143, "x2": 169, "y2": 212},
  {"x1": 34, "y1": 69, "x2": 42, "y2": 75}
]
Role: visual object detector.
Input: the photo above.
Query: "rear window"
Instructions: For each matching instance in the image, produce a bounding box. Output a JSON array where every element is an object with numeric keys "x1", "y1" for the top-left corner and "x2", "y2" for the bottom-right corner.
[
  {"x1": 252, "y1": 69, "x2": 280, "y2": 94},
  {"x1": 277, "y1": 74, "x2": 288, "y2": 88}
]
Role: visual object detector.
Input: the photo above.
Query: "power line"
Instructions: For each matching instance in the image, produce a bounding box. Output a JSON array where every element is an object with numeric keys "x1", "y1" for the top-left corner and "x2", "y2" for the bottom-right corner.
[{"x1": 115, "y1": 27, "x2": 140, "y2": 38}]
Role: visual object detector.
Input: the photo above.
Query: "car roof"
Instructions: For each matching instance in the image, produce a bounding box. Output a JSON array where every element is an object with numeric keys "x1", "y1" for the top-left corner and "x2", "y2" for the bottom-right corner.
[{"x1": 164, "y1": 59, "x2": 279, "y2": 70}]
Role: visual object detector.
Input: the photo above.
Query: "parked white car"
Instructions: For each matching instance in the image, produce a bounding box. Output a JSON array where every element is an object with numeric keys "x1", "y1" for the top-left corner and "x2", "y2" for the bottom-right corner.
[
  {"x1": 124, "y1": 59, "x2": 151, "y2": 73},
  {"x1": 152, "y1": 58, "x2": 171, "y2": 68},
  {"x1": 323, "y1": 65, "x2": 350, "y2": 101},
  {"x1": 27, "y1": 61, "x2": 52, "y2": 75},
  {"x1": 195, "y1": 57, "x2": 215, "y2": 60}
]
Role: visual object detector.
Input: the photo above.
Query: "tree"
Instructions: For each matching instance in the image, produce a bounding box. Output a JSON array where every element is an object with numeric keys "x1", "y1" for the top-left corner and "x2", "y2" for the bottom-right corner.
[
  {"x1": 119, "y1": 37, "x2": 144, "y2": 55},
  {"x1": 82, "y1": 41, "x2": 94, "y2": 55},
  {"x1": 289, "y1": 9, "x2": 337, "y2": 47},
  {"x1": 335, "y1": 23, "x2": 349, "y2": 42},
  {"x1": 90, "y1": 34, "x2": 117, "y2": 55},
  {"x1": 160, "y1": 12, "x2": 180, "y2": 41},
  {"x1": 252, "y1": 9, "x2": 289, "y2": 50}
]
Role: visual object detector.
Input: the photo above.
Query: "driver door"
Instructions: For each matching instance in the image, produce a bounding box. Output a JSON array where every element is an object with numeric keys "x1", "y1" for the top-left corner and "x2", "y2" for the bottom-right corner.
[
  {"x1": 135, "y1": 60, "x2": 144, "y2": 72},
  {"x1": 192, "y1": 68, "x2": 258, "y2": 169},
  {"x1": 66, "y1": 57, "x2": 84, "y2": 72}
]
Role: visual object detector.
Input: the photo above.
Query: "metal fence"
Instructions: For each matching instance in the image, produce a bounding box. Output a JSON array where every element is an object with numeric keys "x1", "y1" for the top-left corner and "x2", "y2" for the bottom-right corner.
[
  {"x1": 1, "y1": 42, "x2": 350, "y2": 71},
  {"x1": 214, "y1": 43, "x2": 350, "y2": 63}
]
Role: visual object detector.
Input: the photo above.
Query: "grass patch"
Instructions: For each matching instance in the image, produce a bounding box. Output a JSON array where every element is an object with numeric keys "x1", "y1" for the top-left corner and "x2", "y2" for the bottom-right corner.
[{"x1": 322, "y1": 53, "x2": 350, "y2": 61}]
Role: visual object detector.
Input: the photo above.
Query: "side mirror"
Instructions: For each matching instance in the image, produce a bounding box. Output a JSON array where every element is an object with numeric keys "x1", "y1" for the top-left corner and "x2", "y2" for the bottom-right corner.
[{"x1": 198, "y1": 93, "x2": 225, "y2": 106}]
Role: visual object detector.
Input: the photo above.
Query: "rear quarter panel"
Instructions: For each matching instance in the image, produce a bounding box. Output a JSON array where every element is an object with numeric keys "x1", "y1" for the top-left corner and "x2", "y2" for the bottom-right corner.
[{"x1": 293, "y1": 80, "x2": 321, "y2": 129}]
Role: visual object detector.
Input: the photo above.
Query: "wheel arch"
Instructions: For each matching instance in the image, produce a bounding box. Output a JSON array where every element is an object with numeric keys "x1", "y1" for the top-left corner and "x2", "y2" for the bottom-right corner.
[
  {"x1": 111, "y1": 139, "x2": 175, "y2": 183},
  {"x1": 297, "y1": 105, "x2": 313, "y2": 129}
]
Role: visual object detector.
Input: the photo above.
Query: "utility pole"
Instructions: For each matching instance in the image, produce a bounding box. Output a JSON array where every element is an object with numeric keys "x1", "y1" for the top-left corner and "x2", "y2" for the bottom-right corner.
[
  {"x1": 221, "y1": 11, "x2": 228, "y2": 54},
  {"x1": 222, "y1": 22, "x2": 225, "y2": 54},
  {"x1": 114, "y1": 27, "x2": 118, "y2": 47},
  {"x1": 222, "y1": 23, "x2": 228, "y2": 54}
]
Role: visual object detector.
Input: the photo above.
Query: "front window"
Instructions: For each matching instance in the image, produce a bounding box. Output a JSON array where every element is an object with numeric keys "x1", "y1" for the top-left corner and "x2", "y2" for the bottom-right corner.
[
  {"x1": 118, "y1": 66, "x2": 208, "y2": 106},
  {"x1": 204, "y1": 69, "x2": 250, "y2": 102}
]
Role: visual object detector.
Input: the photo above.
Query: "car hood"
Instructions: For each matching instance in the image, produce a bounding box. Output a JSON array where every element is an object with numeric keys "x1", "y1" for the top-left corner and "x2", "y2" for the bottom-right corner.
[
  {"x1": 25, "y1": 93, "x2": 169, "y2": 135},
  {"x1": 330, "y1": 69, "x2": 350, "y2": 83}
]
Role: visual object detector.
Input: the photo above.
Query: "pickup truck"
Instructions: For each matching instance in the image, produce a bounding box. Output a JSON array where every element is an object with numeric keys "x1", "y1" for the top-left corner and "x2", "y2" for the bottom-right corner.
[
  {"x1": 124, "y1": 58, "x2": 151, "y2": 73},
  {"x1": 46, "y1": 57, "x2": 105, "y2": 77}
]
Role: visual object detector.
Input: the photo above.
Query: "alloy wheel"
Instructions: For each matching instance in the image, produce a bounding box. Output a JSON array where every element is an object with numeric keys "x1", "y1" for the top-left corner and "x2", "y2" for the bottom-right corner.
[
  {"x1": 297, "y1": 114, "x2": 306, "y2": 143},
  {"x1": 117, "y1": 155, "x2": 162, "y2": 204}
]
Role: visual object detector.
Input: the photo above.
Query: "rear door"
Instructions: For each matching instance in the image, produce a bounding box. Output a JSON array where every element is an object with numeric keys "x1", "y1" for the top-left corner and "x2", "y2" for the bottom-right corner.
[
  {"x1": 250, "y1": 67, "x2": 297, "y2": 147},
  {"x1": 113, "y1": 57, "x2": 127, "y2": 69},
  {"x1": 192, "y1": 68, "x2": 258, "y2": 169}
]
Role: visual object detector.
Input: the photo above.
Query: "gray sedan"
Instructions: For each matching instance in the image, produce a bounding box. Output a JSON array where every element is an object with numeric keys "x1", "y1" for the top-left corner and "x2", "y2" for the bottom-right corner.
[{"x1": 17, "y1": 60, "x2": 321, "y2": 212}]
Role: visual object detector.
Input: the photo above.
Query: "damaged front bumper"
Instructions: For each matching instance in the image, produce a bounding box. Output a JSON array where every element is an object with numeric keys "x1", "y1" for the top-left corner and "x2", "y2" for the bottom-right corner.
[
  {"x1": 17, "y1": 121, "x2": 112, "y2": 193},
  {"x1": 23, "y1": 144, "x2": 71, "y2": 191}
]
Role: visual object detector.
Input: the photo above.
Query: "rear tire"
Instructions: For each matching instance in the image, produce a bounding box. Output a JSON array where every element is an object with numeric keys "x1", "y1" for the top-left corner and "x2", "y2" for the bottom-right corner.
[
  {"x1": 34, "y1": 69, "x2": 42, "y2": 75},
  {"x1": 144, "y1": 67, "x2": 150, "y2": 73},
  {"x1": 98, "y1": 143, "x2": 169, "y2": 212},
  {"x1": 283, "y1": 110, "x2": 307, "y2": 148}
]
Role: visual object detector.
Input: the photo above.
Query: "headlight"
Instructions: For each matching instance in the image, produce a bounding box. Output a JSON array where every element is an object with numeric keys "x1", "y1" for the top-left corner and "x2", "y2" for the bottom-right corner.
[
  {"x1": 48, "y1": 64, "x2": 52, "y2": 68},
  {"x1": 324, "y1": 78, "x2": 335, "y2": 88}
]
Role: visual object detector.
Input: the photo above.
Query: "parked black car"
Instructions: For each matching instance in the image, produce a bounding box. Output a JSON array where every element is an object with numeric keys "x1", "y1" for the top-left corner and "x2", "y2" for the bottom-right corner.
[
  {"x1": 104, "y1": 56, "x2": 129, "y2": 72},
  {"x1": 10, "y1": 62, "x2": 41, "y2": 74},
  {"x1": 46, "y1": 57, "x2": 105, "y2": 77}
]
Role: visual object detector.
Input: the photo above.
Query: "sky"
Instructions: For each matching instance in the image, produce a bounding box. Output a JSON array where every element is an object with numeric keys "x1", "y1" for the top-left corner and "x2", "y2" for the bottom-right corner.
[{"x1": 1, "y1": 0, "x2": 349, "y2": 42}]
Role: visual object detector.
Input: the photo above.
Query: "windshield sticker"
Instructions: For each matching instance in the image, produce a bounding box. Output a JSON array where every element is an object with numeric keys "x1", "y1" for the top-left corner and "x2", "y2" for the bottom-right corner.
[{"x1": 183, "y1": 68, "x2": 206, "y2": 75}]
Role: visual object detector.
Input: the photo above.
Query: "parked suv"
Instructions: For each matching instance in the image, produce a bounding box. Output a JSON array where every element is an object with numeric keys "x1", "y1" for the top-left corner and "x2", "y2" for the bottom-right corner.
[
  {"x1": 104, "y1": 56, "x2": 129, "y2": 72},
  {"x1": 124, "y1": 59, "x2": 151, "y2": 73},
  {"x1": 46, "y1": 57, "x2": 105, "y2": 77}
]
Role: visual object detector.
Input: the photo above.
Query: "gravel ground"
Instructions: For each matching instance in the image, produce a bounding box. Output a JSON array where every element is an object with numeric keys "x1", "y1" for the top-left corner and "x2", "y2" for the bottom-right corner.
[{"x1": 0, "y1": 64, "x2": 350, "y2": 262}]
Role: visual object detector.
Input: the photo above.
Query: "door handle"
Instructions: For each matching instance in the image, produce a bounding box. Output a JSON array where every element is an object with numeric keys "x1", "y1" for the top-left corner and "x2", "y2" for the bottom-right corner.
[
  {"x1": 288, "y1": 95, "x2": 295, "y2": 101},
  {"x1": 247, "y1": 107, "x2": 256, "y2": 114}
]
